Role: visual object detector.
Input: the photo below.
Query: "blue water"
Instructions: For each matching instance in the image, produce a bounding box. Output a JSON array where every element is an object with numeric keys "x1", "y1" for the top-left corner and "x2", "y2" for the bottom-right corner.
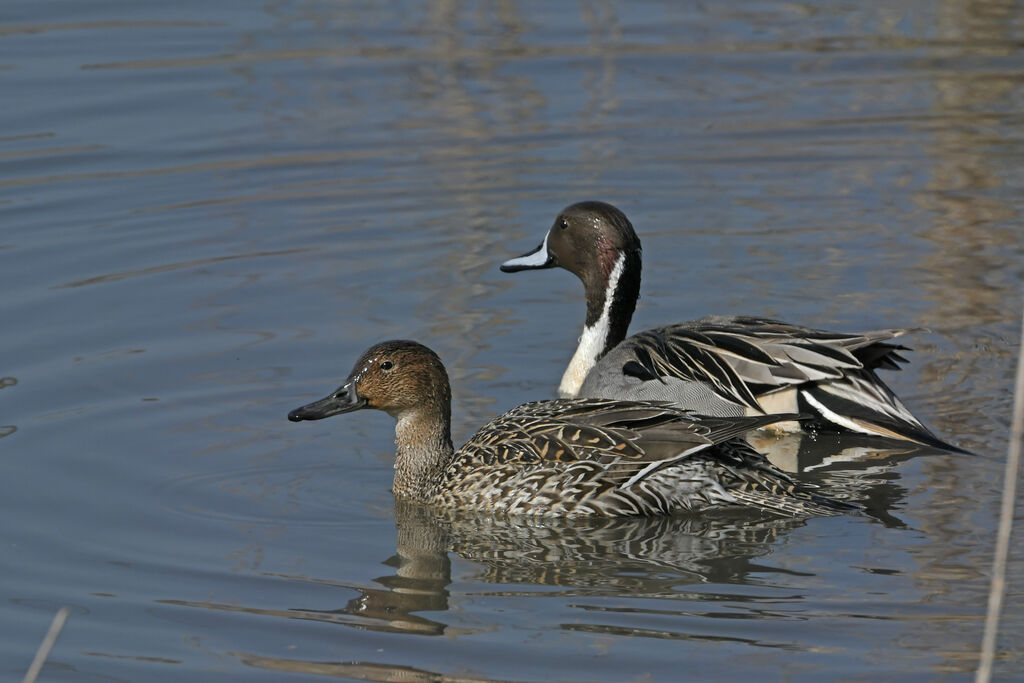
[{"x1": 2, "y1": 1, "x2": 1023, "y2": 680}]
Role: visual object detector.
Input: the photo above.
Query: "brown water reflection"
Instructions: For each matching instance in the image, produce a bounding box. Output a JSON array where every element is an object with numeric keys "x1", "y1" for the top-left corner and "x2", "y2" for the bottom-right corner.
[{"x1": 907, "y1": 3, "x2": 1024, "y2": 675}]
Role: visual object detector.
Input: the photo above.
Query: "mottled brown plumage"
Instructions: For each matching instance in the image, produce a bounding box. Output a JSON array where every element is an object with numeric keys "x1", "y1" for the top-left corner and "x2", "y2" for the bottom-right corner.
[{"x1": 288, "y1": 340, "x2": 851, "y2": 517}]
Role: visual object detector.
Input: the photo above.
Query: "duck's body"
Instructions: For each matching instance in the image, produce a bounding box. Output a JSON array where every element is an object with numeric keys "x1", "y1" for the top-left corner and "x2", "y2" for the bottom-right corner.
[
  {"x1": 501, "y1": 201, "x2": 967, "y2": 454},
  {"x1": 288, "y1": 340, "x2": 850, "y2": 517},
  {"x1": 579, "y1": 315, "x2": 935, "y2": 442},
  {"x1": 432, "y1": 399, "x2": 837, "y2": 517}
]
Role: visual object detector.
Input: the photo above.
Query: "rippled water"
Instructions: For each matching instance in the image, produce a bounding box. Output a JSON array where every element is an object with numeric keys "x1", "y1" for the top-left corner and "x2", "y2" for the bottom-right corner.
[{"x1": 3, "y1": 1, "x2": 1023, "y2": 680}]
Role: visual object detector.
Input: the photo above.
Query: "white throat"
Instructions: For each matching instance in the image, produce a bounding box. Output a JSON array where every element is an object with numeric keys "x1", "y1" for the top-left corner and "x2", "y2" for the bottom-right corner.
[{"x1": 558, "y1": 253, "x2": 626, "y2": 397}]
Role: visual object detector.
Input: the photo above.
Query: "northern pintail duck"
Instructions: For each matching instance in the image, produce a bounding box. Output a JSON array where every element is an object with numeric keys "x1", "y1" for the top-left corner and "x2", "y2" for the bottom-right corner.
[
  {"x1": 501, "y1": 201, "x2": 967, "y2": 454},
  {"x1": 287, "y1": 340, "x2": 850, "y2": 517}
]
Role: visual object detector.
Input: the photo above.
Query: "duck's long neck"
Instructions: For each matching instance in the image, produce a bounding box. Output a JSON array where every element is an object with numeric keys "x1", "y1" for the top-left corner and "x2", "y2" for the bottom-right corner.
[
  {"x1": 559, "y1": 249, "x2": 641, "y2": 397},
  {"x1": 393, "y1": 406, "x2": 454, "y2": 501}
]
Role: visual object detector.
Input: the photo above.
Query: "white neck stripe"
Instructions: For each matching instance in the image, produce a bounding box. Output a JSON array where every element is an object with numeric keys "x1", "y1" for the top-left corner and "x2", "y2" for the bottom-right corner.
[{"x1": 558, "y1": 253, "x2": 626, "y2": 397}]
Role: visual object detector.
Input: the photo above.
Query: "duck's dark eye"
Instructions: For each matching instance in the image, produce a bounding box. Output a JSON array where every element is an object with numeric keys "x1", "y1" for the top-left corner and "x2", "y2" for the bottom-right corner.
[
  {"x1": 380, "y1": 360, "x2": 394, "y2": 371},
  {"x1": 560, "y1": 219, "x2": 569, "y2": 229}
]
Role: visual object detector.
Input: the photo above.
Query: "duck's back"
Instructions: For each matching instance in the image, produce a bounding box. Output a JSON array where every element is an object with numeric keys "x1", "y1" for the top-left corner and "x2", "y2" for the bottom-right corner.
[
  {"x1": 575, "y1": 315, "x2": 967, "y2": 453},
  {"x1": 431, "y1": 398, "x2": 848, "y2": 517}
]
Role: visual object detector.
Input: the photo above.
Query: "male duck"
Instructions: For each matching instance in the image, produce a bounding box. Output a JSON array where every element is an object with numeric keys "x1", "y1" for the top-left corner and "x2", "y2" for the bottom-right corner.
[
  {"x1": 501, "y1": 201, "x2": 967, "y2": 454},
  {"x1": 288, "y1": 340, "x2": 850, "y2": 517}
]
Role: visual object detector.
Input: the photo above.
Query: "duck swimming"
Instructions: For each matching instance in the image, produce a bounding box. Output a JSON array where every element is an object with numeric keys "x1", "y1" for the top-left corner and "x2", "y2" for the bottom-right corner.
[
  {"x1": 288, "y1": 340, "x2": 850, "y2": 517},
  {"x1": 501, "y1": 201, "x2": 967, "y2": 453}
]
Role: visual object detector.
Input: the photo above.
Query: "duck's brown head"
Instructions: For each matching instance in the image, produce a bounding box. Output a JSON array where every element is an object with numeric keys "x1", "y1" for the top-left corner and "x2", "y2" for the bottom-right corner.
[
  {"x1": 501, "y1": 201, "x2": 643, "y2": 357},
  {"x1": 287, "y1": 340, "x2": 451, "y2": 423},
  {"x1": 500, "y1": 201, "x2": 641, "y2": 294}
]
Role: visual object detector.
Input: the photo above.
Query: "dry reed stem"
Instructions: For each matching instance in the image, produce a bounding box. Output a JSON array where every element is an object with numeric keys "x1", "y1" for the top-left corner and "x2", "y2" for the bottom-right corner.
[
  {"x1": 976, "y1": 305, "x2": 1024, "y2": 683},
  {"x1": 23, "y1": 607, "x2": 70, "y2": 683}
]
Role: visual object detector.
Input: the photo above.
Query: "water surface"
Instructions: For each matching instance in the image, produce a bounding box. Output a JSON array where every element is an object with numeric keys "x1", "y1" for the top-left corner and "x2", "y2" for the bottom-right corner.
[{"x1": 2, "y1": 1, "x2": 1023, "y2": 680}]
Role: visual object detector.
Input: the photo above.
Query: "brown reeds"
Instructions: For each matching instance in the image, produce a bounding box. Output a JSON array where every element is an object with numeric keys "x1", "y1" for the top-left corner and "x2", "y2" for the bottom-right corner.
[{"x1": 976, "y1": 305, "x2": 1024, "y2": 683}]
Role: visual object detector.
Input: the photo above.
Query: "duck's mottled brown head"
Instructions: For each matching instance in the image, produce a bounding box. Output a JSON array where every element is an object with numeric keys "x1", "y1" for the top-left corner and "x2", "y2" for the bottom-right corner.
[{"x1": 287, "y1": 340, "x2": 452, "y2": 423}]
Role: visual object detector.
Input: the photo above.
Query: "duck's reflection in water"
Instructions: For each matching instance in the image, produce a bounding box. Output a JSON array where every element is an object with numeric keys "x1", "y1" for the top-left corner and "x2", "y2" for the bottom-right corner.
[
  {"x1": 236, "y1": 435, "x2": 948, "y2": 679},
  {"x1": 285, "y1": 463, "x2": 909, "y2": 637},
  {"x1": 290, "y1": 431, "x2": 943, "y2": 625},
  {"x1": 748, "y1": 428, "x2": 947, "y2": 475},
  {"x1": 333, "y1": 502, "x2": 453, "y2": 636},
  {"x1": 749, "y1": 429, "x2": 963, "y2": 529},
  {"x1": 274, "y1": 501, "x2": 816, "y2": 640}
]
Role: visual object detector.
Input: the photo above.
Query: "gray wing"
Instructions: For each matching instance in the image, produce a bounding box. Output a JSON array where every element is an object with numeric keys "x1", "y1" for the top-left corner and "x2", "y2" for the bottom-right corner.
[{"x1": 585, "y1": 315, "x2": 919, "y2": 413}]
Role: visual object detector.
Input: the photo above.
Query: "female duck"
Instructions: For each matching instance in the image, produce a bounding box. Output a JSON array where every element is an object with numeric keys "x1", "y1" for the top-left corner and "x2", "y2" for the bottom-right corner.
[
  {"x1": 501, "y1": 201, "x2": 966, "y2": 453},
  {"x1": 288, "y1": 340, "x2": 848, "y2": 517}
]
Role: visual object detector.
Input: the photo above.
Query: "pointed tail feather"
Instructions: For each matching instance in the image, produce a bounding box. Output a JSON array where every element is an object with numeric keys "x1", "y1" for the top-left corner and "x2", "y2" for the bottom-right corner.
[{"x1": 799, "y1": 371, "x2": 971, "y2": 454}]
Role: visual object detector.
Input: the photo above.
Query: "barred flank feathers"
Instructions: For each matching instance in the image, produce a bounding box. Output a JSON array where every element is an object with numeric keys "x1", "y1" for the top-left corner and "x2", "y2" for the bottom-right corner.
[{"x1": 727, "y1": 486, "x2": 856, "y2": 517}]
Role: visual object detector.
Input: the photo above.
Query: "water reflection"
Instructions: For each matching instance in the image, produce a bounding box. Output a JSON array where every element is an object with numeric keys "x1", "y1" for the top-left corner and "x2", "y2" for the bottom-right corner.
[
  {"x1": 272, "y1": 487, "x2": 892, "y2": 638},
  {"x1": 229, "y1": 499, "x2": 827, "y2": 678},
  {"x1": 5, "y1": 0, "x2": 1021, "y2": 678},
  {"x1": 444, "y1": 506, "x2": 813, "y2": 590},
  {"x1": 238, "y1": 654, "x2": 521, "y2": 683},
  {"x1": 294, "y1": 502, "x2": 452, "y2": 637},
  {"x1": 219, "y1": 457, "x2": 943, "y2": 680},
  {"x1": 747, "y1": 428, "x2": 928, "y2": 474}
]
